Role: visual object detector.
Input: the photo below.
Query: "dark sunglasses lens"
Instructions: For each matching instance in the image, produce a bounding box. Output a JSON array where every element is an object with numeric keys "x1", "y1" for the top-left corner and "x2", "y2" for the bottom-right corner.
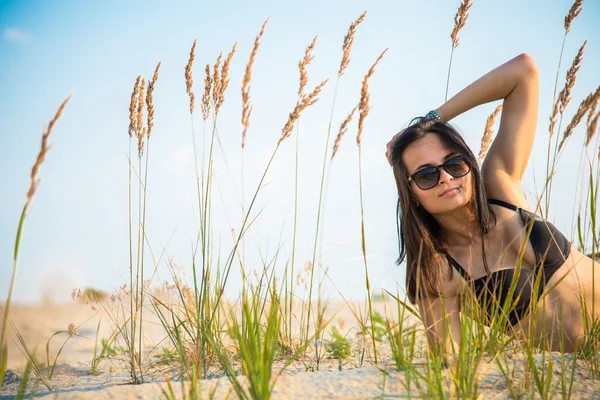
[
  {"x1": 413, "y1": 168, "x2": 439, "y2": 190},
  {"x1": 444, "y1": 157, "x2": 470, "y2": 177}
]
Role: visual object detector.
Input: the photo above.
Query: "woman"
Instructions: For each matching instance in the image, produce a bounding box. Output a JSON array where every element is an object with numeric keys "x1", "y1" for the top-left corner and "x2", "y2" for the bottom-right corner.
[{"x1": 385, "y1": 53, "x2": 600, "y2": 356}]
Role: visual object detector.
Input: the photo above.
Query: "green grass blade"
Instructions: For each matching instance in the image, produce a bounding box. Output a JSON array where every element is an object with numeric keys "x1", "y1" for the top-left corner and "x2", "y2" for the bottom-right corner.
[{"x1": 15, "y1": 359, "x2": 33, "y2": 400}]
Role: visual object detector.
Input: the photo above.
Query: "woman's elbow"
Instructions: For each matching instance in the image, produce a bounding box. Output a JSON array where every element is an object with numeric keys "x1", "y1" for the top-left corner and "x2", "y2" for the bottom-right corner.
[{"x1": 518, "y1": 53, "x2": 539, "y2": 77}]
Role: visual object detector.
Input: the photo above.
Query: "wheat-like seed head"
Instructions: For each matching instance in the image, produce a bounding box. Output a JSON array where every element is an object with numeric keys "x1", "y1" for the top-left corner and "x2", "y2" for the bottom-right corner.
[
  {"x1": 586, "y1": 111, "x2": 600, "y2": 147},
  {"x1": 549, "y1": 40, "x2": 586, "y2": 138},
  {"x1": 450, "y1": 0, "x2": 473, "y2": 49},
  {"x1": 136, "y1": 78, "x2": 146, "y2": 138},
  {"x1": 185, "y1": 39, "x2": 196, "y2": 114},
  {"x1": 146, "y1": 61, "x2": 161, "y2": 138},
  {"x1": 138, "y1": 127, "x2": 147, "y2": 158},
  {"x1": 477, "y1": 105, "x2": 503, "y2": 165},
  {"x1": 128, "y1": 76, "x2": 141, "y2": 137},
  {"x1": 136, "y1": 78, "x2": 147, "y2": 158},
  {"x1": 216, "y1": 42, "x2": 237, "y2": 115},
  {"x1": 211, "y1": 52, "x2": 223, "y2": 110},
  {"x1": 339, "y1": 11, "x2": 367, "y2": 77},
  {"x1": 26, "y1": 93, "x2": 73, "y2": 207},
  {"x1": 202, "y1": 64, "x2": 212, "y2": 121},
  {"x1": 356, "y1": 49, "x2": 388, "y2": 146},
  {"x1": 558, "y1": 85, "x2": 600, "y2": 152},
  {"x1": 585, "y1": 95, "x2": 600, "y2": 146},
  {"x1": 242, "y1": 17, "x2": 269, "y2": 149},
  {"x1": 67, "y1": 323, "x2": 78, "y2": 338},
  {"x1": 564, "y1": 0, "x2": 583, "y2": 33},
  {"x1": 332, "y1": 105, "x2": 358, "y2": 160},
  {"x1": 279, "y1": 79, "x2": 329, "y2": 145},
  {"x1": 299, "y1": 36, "x2": 317, "y2": 98}
]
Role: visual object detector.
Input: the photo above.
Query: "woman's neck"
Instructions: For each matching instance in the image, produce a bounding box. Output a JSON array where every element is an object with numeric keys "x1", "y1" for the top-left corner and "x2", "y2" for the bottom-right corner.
[{"x1": 433, "y1": 204, "x2": 480, "y2": 246}]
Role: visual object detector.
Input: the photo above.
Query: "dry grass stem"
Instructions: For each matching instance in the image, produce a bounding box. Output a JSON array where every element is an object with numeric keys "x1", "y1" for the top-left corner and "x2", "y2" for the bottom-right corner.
[
  {"x1": 450, "y1": 0, "x2": 473, "y2": 48},
  {"x1": 146, "y1": 61, "x2": 161, "y2": 138},
  {"x1": 242, "y1": 17, "x2": 269, "y2": 149},
  {"x1": 298, "y1": 36, "x2": 317, "y2": 98},
  {"x1": 279, "y1": 79, "x2": 329, "y2": 145},
  {"x1": 550, "y1": 40, "x2": 586, "y2": 138},
  {"x1": 558, "y1": 85, "x2": 600, "y2": 152},
  {"x1": 215, "y1": 42, "x2": 237, "y2": 114},
  {"x1": 26, "y1": 93, "x2": 73, "y2": 207},
  {"x1": 202, "y1": 64, "x2": 213, "y2": 121},
  {"x1": 478, "y1": 105, "x2": 503, "y2": 165},
  {"x1": 356, "y1": 49, "x2": 388, "y2": 146},
  {"x1": 185, "y1": 39, "x2": 197, "y2": 114},
  {"x1": 332, "y1": 105, "x2": 358, "y2": 160},
  {"x1": 128, "y1": 76, "x2": 141, "y2": 137},
  {"x1": 564, "y1": 0, "x2": 583, "y2": 33},
  {"x1": 339, "y1": 11, "x2": 367, "y2": 77}
]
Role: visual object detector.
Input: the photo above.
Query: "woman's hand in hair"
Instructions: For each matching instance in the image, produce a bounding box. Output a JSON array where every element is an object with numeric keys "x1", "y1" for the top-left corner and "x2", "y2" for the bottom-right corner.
[{"x1": 385, "y1": 132, "x2": 401, "y2": 166}]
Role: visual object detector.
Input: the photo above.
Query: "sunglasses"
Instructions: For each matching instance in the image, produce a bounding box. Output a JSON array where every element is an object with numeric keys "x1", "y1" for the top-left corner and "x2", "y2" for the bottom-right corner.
[{"x1": 408, "y1": 155, "x2": 471, "y2": 190}]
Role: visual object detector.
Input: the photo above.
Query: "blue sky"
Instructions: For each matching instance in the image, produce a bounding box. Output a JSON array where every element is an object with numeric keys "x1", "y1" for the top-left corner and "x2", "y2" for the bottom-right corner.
[{"x1": 1, "y1": 0, "x2": 599, "y2": 303}]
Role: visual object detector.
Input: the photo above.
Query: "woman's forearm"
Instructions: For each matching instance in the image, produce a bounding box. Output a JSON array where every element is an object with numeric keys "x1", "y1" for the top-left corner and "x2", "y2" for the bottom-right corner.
[{"x1": 436, "y1": 53, "x2": 538, "y2": 122}]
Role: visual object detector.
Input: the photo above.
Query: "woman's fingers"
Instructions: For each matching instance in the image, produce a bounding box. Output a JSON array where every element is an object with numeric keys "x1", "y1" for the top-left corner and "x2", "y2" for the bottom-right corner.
[{"x1": 386, "y1": 136, "x2": 397, "y2": 165}]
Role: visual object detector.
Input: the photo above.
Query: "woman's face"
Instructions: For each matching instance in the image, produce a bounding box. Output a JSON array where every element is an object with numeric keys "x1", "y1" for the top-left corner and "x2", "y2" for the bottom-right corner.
[{"x1": 401, "y1": 133, "x2": 473, "y2": 215}]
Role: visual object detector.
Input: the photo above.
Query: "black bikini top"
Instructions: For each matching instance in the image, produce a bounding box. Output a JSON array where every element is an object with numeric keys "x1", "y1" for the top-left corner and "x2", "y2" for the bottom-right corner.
[{"x1": 446, "y1": 199, "x2": 571, "y2": 326}]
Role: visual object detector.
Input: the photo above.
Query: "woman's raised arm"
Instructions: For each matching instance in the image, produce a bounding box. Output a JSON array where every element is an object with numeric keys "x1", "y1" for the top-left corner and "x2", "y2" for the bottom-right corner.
[{"x1": 436, "y1": 53, "x2": 539, "y2": 204}]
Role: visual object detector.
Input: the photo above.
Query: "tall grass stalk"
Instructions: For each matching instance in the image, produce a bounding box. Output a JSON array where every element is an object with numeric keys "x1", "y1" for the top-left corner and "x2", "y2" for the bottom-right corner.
[
  {"x1": 354, "y1": 49, "x2": 387, "y2": 364},
  {"x1": 304, "y1": 11, "x2": 366, "y2": 351},
  {"x1": 543, "y1": 0, "x2": 584, "y2": 215},
  {"x1": 0, "y1": 94, "x2": 71, "y2": 388}
]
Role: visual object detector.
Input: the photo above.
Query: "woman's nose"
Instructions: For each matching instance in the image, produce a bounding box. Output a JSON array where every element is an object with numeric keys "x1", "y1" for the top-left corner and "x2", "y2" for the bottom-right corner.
[{"x1": 438, "y1": 168, "x2": 454, "y2": 184}]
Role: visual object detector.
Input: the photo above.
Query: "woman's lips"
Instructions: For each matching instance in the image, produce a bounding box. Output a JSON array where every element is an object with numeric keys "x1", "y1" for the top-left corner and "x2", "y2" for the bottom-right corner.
[{"x1": 439, "y1": 186, "x2": 460, "y2": 197}]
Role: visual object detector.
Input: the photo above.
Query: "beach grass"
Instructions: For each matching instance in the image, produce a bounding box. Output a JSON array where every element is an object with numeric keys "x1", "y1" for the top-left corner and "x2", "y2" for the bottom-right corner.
[{"x1": 3, "y1": 0, "x2": 600, "y2": 399}]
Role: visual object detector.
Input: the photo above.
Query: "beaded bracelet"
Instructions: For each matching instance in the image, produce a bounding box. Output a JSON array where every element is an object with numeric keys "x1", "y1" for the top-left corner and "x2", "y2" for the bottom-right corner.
[{"x1": 423, "y1": 110, "x2": 444, "y2": 122}]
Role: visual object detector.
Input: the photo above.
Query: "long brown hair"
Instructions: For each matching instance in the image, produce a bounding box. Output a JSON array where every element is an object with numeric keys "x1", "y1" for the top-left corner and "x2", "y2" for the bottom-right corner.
[{"x1": 389, "y1": 118, "x2": 496, "y2": 303}]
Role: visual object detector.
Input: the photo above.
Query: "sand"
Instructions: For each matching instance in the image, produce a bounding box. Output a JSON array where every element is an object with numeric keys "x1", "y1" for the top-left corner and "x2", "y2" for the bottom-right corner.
[{"x1": 2, "y1": 300, "x2": 600, "y2": 399}]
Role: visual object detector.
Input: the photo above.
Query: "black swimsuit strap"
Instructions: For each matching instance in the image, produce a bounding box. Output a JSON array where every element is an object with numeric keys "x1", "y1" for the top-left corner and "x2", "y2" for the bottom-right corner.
[
  {"x1": 488, "y1": 198, "x2": 520, "y2": 212},
  {"x1": 446, "y1": 254, "x2": 473, "y2": 281},
  {"x1": 446, "y1": 198, "x2": 521, "y2": 282}
]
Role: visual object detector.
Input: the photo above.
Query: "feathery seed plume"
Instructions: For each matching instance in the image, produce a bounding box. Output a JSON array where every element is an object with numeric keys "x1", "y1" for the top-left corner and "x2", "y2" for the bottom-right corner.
[
  {"x1": 216, "y1": 43, "x2": 237, "y2": 114},
  {"x1": 279, "y1": 79, "x2": 329, "y2": 145},
  {"x1": 68, "y1": 323, "x2": 78, "y2": 338},
  {"x1": 356, "y1": 49, "x2": 388, "y2": 146},
  {"x1": 558, "y1": 85, "x2": 600, "y2": 152},
  {"x1": 242, "y1": 17, "x2": 269, "y2": 149},
  {"x1": 549, "y1": 41, "x2": 586, "y2": 138},
  {"x1": 339, "y1": 11, "x2": 367, "y2": 77},
  {"x1": 211, "y1": 52, "x2": 223, "y2": 109},
  {"x1": 146, "y1": 61, "x2": 161, "y2": 138},
  {"x1": 450, "y1": 0, "x2": 473, "y2": 48},
  {"x1": 299, "y1": 36, "x2": 317, "y2": 98},
  {"x1": 585, "y1": 95, "x2": 600, "y2": 146},
  {"x1": 136, "y1": 78, "x2": 147, "y2": 157},
  {"x1": 478, "y1": 105, "x2": 503, "y2": 165},
  {"x1": 136, "y1": 78, "x2": 146, "y2": 137},
  {"x1": 185, "y1": 39, "x2": 196, "y2": 114},
  {"x1": 332, "y1": 105, "x2": 358, "y2": 160},
  {"x1": 586, "y1": 111, "x2": 600, "y2": 146},
  {"x1": 128, "y1": 76, "x2": 141, "y2": 138},
  {"x1": 564, "y1": 0, "x2": 583, "y2": 33},
  {"x1": 129, "y1": 75, "x2": 142, "y2": 137},
  {"x1": 202, "y1": 64, "x2": 212, "y2": 121},
  {"x1": 26, "y1": 94, "x2": 73, "y2": 207}
]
